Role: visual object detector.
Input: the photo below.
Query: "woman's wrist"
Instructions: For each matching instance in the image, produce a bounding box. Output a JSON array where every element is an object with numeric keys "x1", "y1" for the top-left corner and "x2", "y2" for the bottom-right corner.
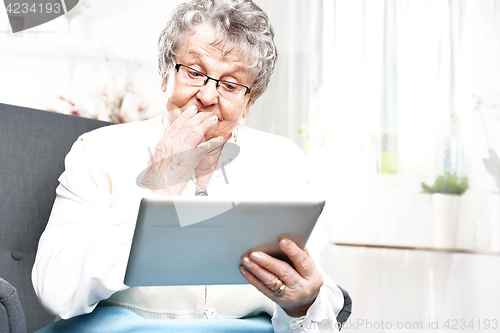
[
  {"x1": 282, "y1": 294, "x2": 318, "y2": 318},
  {"x1": 283, "y1": 306, "x2": 310, "y2": 318}
]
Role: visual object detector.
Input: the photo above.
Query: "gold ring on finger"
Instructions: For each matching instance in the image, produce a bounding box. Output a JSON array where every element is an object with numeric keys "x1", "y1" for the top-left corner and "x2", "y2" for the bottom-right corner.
[
  {"x1": 270, "y1": 279, "x2": 284, "y2": 292},
  {"x1": 274, "y1": 283, "x2": 286, "y2": 296}
]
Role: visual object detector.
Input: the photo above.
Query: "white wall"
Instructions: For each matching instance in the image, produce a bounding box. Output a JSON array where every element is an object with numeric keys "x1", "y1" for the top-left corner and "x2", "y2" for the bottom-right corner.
[{"x1": 324, "y1": 244, "x2": 500, "y2": 332}]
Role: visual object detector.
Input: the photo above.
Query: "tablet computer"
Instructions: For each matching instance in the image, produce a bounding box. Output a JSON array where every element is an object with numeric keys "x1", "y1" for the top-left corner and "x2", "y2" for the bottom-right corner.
[{"x1": 124, "y1": 196, "x2": 325, "y2": 287}]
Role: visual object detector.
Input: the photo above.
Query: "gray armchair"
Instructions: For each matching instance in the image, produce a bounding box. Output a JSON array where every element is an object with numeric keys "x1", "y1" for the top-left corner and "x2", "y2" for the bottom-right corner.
[
  {"x1": 0, "y1": 103, "x2": 351, "y2": 332},
  {"x1": 0, "y1": 104, "x2": 111, "y2": 333}
]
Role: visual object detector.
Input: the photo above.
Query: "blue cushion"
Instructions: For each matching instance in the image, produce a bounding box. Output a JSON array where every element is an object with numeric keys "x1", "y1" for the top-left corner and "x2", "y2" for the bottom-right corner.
[{"x1": 35, "y1": 306, "x2": 274, "y2": 333}]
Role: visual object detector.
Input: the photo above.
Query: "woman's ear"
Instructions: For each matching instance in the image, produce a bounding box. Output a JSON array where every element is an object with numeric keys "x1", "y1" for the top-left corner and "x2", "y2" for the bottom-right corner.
[
  {"x1": 242, "y1": 100, "x2": 251, "y2": 119},
  {"x1": 161, "y1": 74, "x2": 168, "y2": 92}
]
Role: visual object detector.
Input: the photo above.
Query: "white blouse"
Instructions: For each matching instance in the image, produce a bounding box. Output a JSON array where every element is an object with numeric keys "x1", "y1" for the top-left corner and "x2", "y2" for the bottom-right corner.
[{"x1": 32, "y1": 116, "x2": 344, "y2": 332}]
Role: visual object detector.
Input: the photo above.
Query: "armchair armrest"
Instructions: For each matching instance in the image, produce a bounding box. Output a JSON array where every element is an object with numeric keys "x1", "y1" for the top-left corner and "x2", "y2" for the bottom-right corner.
[
  {"x1": 336, "y1": 285, "x2": 352, "y2": 327},
  {"x1": 0, "y1": 278, "x2": 27, "y2": 333}
]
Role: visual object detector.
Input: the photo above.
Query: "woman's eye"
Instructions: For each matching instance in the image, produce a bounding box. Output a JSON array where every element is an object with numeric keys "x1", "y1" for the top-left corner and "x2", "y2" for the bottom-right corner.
[
  {"x1": 221, "y1": 82, "x2": 237, "y2": 91},
  {"x1": 188, "y1": 70, "x2": 204, "y2": 78}
]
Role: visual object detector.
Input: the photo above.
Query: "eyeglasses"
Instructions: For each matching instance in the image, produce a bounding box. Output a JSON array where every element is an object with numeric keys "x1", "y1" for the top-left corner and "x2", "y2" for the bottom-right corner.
[{"x1": 175, "y1": 64, "x2": 251, "y2": 99}]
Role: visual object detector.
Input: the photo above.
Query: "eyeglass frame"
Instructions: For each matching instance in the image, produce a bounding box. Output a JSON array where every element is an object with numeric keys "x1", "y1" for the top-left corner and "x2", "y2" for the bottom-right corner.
[{"x1": 174, "y1": 63, "x2": 252, "y2": 96}]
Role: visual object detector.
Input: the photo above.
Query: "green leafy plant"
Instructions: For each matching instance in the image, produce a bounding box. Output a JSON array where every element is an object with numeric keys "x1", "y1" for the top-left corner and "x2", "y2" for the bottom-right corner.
[{"x1": 421, "y1": 171, "x2": 469, "y2": 195}]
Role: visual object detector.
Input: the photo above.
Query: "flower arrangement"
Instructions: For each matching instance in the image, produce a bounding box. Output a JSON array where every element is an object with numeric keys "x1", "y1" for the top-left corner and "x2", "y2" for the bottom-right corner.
[
  {"x1": 99, "y1": 83, "x2": 148, "y2": 123},
  {"x1": 51, "y1": 84, "x2": 148, "y2": 123},
  {"x1": 49, "y1": 56, "x2": 148, "y2": 123}
]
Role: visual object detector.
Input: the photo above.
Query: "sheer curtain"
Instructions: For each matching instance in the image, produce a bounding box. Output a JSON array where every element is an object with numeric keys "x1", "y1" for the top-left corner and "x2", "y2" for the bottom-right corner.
[
  {"x1": 246, "y1": 0, "x2": 323, "y2": 147},
  {"x1": 312, "y1": 0, "x2": 500, "y2": 249}
]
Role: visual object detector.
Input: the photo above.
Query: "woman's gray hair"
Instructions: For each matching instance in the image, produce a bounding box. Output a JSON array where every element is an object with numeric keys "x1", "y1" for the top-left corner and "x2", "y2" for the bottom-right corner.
[{"x1": 158, "y1": 0, "x2": 277, "y2": 103}]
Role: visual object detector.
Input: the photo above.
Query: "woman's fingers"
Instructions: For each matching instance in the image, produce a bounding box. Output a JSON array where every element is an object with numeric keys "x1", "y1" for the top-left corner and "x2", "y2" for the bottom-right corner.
[
  {"x1": 146, "y1": 105, "x2": 222, "y2": 195},
  {"x1": 156, "y1": 106, "x2": 218, "y2": 163},
  {"x1": 240, "y1": 250, "x2": 323, "y2": 316},
  {"x1": 239, "y1": 265, "x2": 282, "y2": 300},
  {"x1": 167, "y1": 105, "x2": 199, "y2": 137},
  {"x1": 241, "y1": 251, "x2": 304, "y2": 293},
  {"x1": 167, "y1": 106, "x2": 218, "y2": 146},
  {"x1": 241, "y1": 255, "x2": 290, "y2": 290},
  {"x1": 180, "y1": 112, "x2": 218, "y2": 146},
  {"x1": 243, "y1": 240, "x2": 317, "y2": 284},
  {"x1": 278, "y1": 239, "x2": 317, "y2": 279}
]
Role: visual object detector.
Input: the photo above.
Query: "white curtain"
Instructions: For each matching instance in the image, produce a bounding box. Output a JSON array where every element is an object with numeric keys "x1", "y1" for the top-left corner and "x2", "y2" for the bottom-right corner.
[
  {"x1": 247, "y1": 0, "x2": 323, "y2": 148},
  {"x1": 311, "y1": 0, "x2": 500, "y2": 249}
]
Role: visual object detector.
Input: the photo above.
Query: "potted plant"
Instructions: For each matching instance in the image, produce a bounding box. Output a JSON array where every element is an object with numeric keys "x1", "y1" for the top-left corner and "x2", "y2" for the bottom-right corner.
[{"x1": 422, "y1": 171, "x2": 469, "y2": 248}]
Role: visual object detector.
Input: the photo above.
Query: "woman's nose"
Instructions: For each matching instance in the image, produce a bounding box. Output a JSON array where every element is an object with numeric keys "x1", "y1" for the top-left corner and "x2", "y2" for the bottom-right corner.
[{"x1": 196, "y1": 80, "x2": 219, "y2": 106}]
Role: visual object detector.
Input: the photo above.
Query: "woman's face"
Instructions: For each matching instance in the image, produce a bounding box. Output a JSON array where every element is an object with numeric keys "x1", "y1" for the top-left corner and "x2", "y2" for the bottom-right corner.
[{"x1": 161, "y1": 24, "x2": 253, "y2": 142}]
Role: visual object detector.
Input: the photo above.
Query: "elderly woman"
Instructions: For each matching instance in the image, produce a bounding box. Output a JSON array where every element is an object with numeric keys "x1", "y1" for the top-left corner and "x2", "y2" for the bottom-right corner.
[{"x1": 32, "y1": 0, "x2": 347, "y2": 332}]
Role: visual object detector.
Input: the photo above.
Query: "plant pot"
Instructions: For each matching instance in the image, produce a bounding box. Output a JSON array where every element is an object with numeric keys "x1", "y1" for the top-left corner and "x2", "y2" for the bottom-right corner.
[{"x1": 431, "y1": 193, "x2": 460, "y2": 248}]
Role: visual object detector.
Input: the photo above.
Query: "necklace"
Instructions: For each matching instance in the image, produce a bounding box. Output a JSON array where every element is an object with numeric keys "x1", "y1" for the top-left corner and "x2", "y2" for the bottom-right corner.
[
  {"x1": 191, "y1": 171, "x2": 214, "y2": 196},
  {"x1": 192, "y1": 180, "x2": 209, "y2": 196}
]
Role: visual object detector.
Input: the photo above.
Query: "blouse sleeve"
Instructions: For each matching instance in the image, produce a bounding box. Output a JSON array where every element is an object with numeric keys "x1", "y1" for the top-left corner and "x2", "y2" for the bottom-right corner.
[{"x1": 31, "y1": 138, "x2": 138, "y2": 319}]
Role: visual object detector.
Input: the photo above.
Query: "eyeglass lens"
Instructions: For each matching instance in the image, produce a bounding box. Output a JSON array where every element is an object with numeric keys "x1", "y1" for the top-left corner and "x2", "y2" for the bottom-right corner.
[{"x1": 177, "y1": 65, "x2": 249, "y2": 98}]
